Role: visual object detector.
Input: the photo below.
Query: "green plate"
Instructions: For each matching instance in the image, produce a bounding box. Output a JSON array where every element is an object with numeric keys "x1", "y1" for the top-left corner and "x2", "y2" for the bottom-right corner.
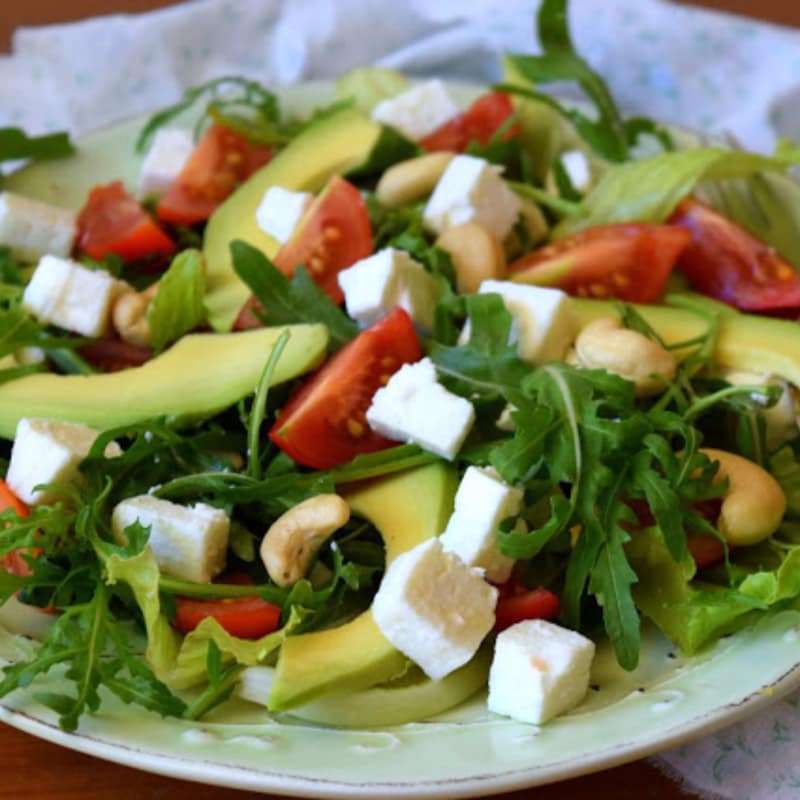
[{"x1": 2, "y1": 83, "x2": 799, "y2": 799}]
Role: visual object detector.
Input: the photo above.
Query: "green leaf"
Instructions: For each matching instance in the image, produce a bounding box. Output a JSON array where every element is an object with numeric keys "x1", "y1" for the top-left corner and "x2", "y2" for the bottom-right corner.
[
  {"x1": 429, "y1": 293, "x2": 529, "y2": 402},
  {"x1": 230, "y1": 240, "x2": 357, "y2": 352},
  {"x1": 136, "y1": 76, "x2": 284, "y2": 153},
  {"x1": 0, "y1": 128, "x2": 74, "y2": 163},
  {"x1": 500, "y1": 0, "x2": 670, "y2": 163},
  {"x1": 147, "y1": 249, "x2": 207, "y2": 353},
  {"x1": 247, "y1": 330, "x2": 290, "y2": 479},
  {"x1": 335, "y1": 67, "x2": 409, "y2": 113},
  {"x1": 557, "y1": 146, "x2": 800, "y2": 237}
]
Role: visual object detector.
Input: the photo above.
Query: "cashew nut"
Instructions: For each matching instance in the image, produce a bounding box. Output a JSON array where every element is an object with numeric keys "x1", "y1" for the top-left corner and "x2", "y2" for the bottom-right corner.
[
  {"x1": 574, "y1": 316, "x2": 676, "y2": 397},
  {"x1": 435, "y1": 222, "x2": 507, "y2": 293},
  {"x1": 111, "y1": 282, "x2": 158, "y2": 347},
  {"x1": 260, "y1": 494, "x2": 350, "y2": 587},
  {"x1": 376, "y1": 152, "x2": 455, "y2": 208},
  {"x1": 700, "y1": 448, "x2": 786, "y2": 547}
]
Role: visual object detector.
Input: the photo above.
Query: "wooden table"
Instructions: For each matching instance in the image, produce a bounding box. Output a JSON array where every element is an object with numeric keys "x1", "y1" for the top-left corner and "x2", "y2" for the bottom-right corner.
[{"x1": 0, "y1": 2, "x2": 796, "y2": 798}]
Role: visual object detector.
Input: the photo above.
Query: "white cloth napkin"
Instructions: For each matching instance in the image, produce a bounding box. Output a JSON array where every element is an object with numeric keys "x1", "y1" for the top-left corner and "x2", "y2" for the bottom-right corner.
[{"x1": 2, "y1": 1, "x2": 800, "y2": 797}]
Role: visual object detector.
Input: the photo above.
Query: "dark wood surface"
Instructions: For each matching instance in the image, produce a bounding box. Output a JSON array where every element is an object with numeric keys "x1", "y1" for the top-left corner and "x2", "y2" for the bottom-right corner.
[{"x1": 0, "y1": 2, "x2": 796, "y2": 798}]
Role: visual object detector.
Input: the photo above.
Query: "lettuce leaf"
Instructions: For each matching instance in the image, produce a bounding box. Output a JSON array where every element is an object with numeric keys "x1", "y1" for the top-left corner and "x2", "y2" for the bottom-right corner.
[
  {"x1": 105, "y1": 546, "x2": 296, "y2": 690},
  {"x1": 147, "y1": 249, "x2": 207, "y2": 353},
  {"x1": 556, "y1": 145, "x2": 800, "y2": 238},
  {"x1": 628, "y1": 527, "x2": 800, "y2": 655}
]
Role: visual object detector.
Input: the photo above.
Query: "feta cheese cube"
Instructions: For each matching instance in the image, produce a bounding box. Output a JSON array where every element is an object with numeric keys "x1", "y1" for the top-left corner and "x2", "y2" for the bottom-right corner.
[
  {"x1": 6, "y1": 418, "x2": 122, "y2": 506},
  {"x1": 423, "y1": 154, "x2": 521, "y2": 240},
  {"x1": 338, "y1": 247, "x2": 439, "y2": 331},
  {"x1": 559, "y1": 149, "x2": 591, "y2": 192},
  {"x1": 111, "y1": 495, "x2": 230, "y2": 584},
  {"x1": 137, "y1": 128, "x2": 194, "y2": 199},
  {"x1": 255, "y1": 186, "x2": 313, "y2": 245},
  {"x1": 465, "y1": 280, "x2": 578, "y2": 365},
  {"x1": 372, "y1": 538, "x2": 497, "y2": 680},
  {"x1": 366, "y1": 358, "x2": 474, "y2": 460},
  {"x1": 488, "y1": 619, "x2": 595, "y2": 724},
  {"x1": 0, "y1": 191, "x2": 77, "y2": 262},
  {"x1": 439, "y1": 466, "x2": 522, "y2": 583},
  {"x1": 22, "y1": 254, "x2": 122, "y2": 337},
  {"x1": 371, "y1": 79, "x2": 460, "y2": 141}
]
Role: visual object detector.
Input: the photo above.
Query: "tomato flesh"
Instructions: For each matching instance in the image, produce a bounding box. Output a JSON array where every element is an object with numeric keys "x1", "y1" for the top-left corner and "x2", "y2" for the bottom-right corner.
[
  {"x1": 270, "y1": 307, "x2": 422, "y2": 469},
  {"x1": 77, "y1": 181, "x2": 175, "y2": 262},
  {"x1": 174, "y1": 594, "x2": 281, "y2": 639},
  {"x1": 157, "y1": 123, "x2": 273, "y2": 226},
  {"x1": 509, "y1": 223, "x2": 691, "y2": 303},
  {"x1": 78, "y1": 337, "x2": 152, "y2": 372},
  {"x1": 419, "y1": 92, "x2": 519, "y2": 152},
  {"x1": 273, "y1": 175, "x2": 372, "y2": 304},
  {"x1": 669, "y1": 197, "x2": 800, "y2": 313},
  {"x1": 0, "y1": 479, "x2": 37, "y2": 577},
  {"x1": 494, "y1": 583, "x2": 560, "y2": 633}
]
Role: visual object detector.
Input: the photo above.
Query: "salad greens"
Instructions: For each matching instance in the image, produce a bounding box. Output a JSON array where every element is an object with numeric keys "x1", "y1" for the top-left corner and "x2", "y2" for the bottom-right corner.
[{"x1": 1, "y1": 0, "x2": 800, "y2": 735}]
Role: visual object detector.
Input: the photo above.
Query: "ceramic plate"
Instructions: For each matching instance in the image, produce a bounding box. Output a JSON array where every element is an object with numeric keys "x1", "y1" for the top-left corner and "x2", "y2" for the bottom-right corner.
[{"x1": 2, "y1": 82, "x2": 800, "y2": 799}]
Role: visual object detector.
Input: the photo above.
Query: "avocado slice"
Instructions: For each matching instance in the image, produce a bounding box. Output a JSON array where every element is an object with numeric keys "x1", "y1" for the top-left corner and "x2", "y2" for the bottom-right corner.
[
  {"x1": 203, "y1": 107, "x2": 382, "y2": 332},
  {"x1": 0, "y1": 324, "x2": 327, "y2": 439},
  {"x1": 574, "y1": 298, "x2": 800, "y2": 386},
  {"x1": 267, "y1": 462, "x2": 458, "y2": 711}
]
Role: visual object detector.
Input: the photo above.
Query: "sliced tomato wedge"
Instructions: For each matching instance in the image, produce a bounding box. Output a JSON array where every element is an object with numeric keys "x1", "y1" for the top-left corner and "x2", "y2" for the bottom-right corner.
[
  {"x1": 78, "y1": 337, "x2": 152, "y2": 372},
  {"x1": 273, "y1": 175, "x2": 372, "y2": 304},
  {"x1": 270, "y1": 307, "x2": 421, "y2": 469},
  {"x1": 686, "y1": 534, "x2": 726, "y2": 569},
  {"x1": 669, "y1": 197, "x2": 800, "y2": 313},
  {"x1": 419, "y1": 92, "x2": 519, "y2": 152},
  {"x1": 0, "y1": 479, "x2": 37, "y2": 577},
  {"x1": 77, "y1": 181, "x2": 175, "y2": 262},
  {"x1": 509, "y1": 223, "x2": 691, "y2": 303},
  {"x1": 494, "y1": 583, "x2": 560, "y2": 633},
  {"x1": 157, "y1": 123, "x2": 273, "y2": 226},
  {"x1": 174, "y1": 595, "x2": 281, "y2": 639}
]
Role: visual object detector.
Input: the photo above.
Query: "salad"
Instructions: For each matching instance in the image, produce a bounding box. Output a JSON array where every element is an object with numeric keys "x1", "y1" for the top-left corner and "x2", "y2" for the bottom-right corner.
[{"x1": 0, "y1": 0, "x2": 799, "y2": 735}]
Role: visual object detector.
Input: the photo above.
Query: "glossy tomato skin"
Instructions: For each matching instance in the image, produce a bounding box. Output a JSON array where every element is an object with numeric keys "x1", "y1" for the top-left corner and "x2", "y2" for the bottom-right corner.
[
  {"x1": 669, "y1": 198, "x2": 800, "y2": 312},
  {"x1": 509, "y1": 223, "x2": 691, "y2": 303},
  {"x1": 157, "y1": 123, "x2": 273, "y2": 226},
  {"x1": 273, "y1": 175, "x2": 372, "y2": 304},
  {"x1": 419, "y1": 92, "x2": 519, "y2": 152},
  {"x1": 174, "y1": 595, "x2": 281, "y2": 639},
  {"x1": 270, "y1": 307, "x2": 422, "y2": 470},
  {"x1": 494, "y1": 584, "x2": 560, "y2": 633},
  {"x1": 0, "y1": 479, "x2": 36, "y2": 577},
  {"x1": 77, "y1": 181, "x2": 176, "y2": 262}
]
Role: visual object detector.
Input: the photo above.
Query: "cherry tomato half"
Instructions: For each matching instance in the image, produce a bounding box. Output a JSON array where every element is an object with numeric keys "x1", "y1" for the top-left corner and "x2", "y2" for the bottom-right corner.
[
  {"x1": 274, "y1": 175, "x2": 372, "y2": 304},
  {"x1": 509, "y1": 223, "x2": 691, "y2": 303},
  {"x1": 174, "y1": 595, "x2": 282, "y2": 639},
  {"x1": 77, "y1": 181, "x2": 175, "y2": 262},
  {"x1": 157, "y1": 123, "x2": 273, "y2": 226},
  {"x1": 0, "y1": 479, "x2": 36, "y2": 577},
  {"x1": 669, "y1": 197, "x2": 800, "y2": 313},
  {"x1": 420, "y1": 92, "x2": 519, "y2": 152},
  {"x1": 494, "y1": 584, "x2": 560, "y2": 633},
  {"x1": 270, "y1": 307, "x2": 422, "y2": 470}
]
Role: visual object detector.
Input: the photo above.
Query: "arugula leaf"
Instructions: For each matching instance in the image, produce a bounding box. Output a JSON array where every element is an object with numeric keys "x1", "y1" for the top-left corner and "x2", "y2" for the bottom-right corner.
[
  {"x1": 0, "y1": 128, "x2": 74, "y2": 163},
  {"x1": 136, "y1": 76, "x2": 284, "y2": 153},
  {"x1": 500, "y1": 0, "x2": 671, "y2": 163},
  {"x1": 230, "y1": 240, "x2": 357, "y2": 352},
  {"x1": 556, "y1": 145, "x2": 800, "y2": 237},
  {"x1": 0, "y1": 306, "x2": 88, "y2": 360},
  {"x1": 147, "y1": 249, "x2": 207, "y2": 353},
  {"x1": 246, "y1": 330, "x2": 290, "y2": 480},
  {"x1": 429, "y1": 293, "x2": 529, "y2": 403}
]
